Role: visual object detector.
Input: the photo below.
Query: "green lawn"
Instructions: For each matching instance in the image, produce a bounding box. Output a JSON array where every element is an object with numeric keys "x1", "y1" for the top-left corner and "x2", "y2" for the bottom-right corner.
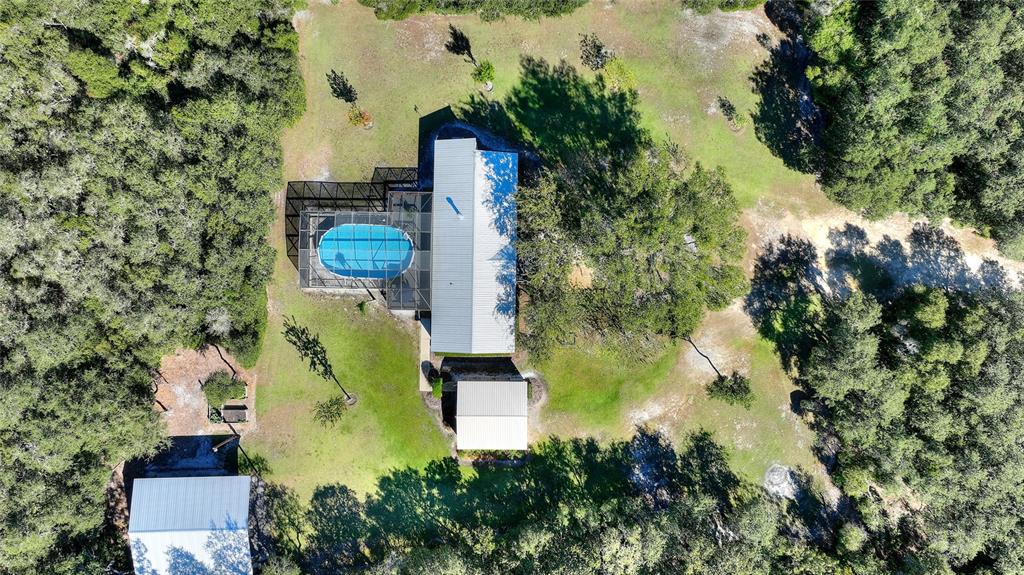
[
  {"x1": 244, "y1": 230, "x2": 449, "y2": 499},
  {"x1": 264, "y1": 0, "x2": 825, "y2": 494},
  {"x1": 534, "y1": 322, "x2": 822, "y2": 484}
]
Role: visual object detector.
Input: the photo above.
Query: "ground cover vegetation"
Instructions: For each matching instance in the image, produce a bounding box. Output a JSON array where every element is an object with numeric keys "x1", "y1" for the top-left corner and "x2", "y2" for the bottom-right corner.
[
  {"x1": 255, "y1": 429, "x2": 881, "y2": 574},
  {"x1": 805, "y1": 0, "x2": 1024, "y2": 255},
  {"x1": 748, "y1": 227, "x2": 1024, "y2": 573},
  {"x1": 357, "y1": 0, "x2": 588, "y2": 21},
  {"x1": 0, "y1": 0, "x2": 302, "y2": 571}
]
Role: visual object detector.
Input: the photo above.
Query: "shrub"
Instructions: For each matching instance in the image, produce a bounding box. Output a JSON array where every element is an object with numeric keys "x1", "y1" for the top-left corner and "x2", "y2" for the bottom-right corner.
[
  {"x1": 706, "y1": 372, "x2": 753, "y2": 408},
  {"x1": 358, "y1": 0, "x2": 587, "y2": 20},
  {"x1": 431, "y1": 377, "x2": 443, "y2": 399},
  {"x1": 262, "y1": 556, "x2": 302, "y2": 575},
  {"x1": 313, "y1": 395, "x2": 348, "y2": 427},
  {"x1": 602, "y1": 58, "x2": 637, "y2": 93},
  {"x1": 838, "y1": 522, "x2": 868, "y2": 552},
  {"x1": 203, "y1": 370, "x2": 246, "y2": 409},
  {"x1": 682, "y1": 0, "x2": 765, "y2": 14},
  {"x1": 717, "y1": 96, "x2": 748, "y2": 130},
  {"x1": 347, "y1": 106, "x2": 373, "y2": 127},
  {"x1": 580, "y1": 33, "x2": 610, "y2": 71},
  {"x1": 472, "y1": 60, "x2": 495, "y2": 84}
]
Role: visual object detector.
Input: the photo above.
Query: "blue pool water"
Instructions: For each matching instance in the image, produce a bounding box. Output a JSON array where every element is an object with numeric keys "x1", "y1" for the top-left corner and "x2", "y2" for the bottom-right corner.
[{"x1": 318, "y1": 224, "x2": 413, "y2": 280}]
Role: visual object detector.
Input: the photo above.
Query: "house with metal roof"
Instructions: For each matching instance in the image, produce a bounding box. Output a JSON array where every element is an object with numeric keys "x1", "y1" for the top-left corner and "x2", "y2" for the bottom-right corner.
[
  {"x1": 456, "y1": 380, "x2": 528, "y2": 450},
  {"x1": 128, "y1": 475, "x2": 252, "y2": 575},
  {"x1": 431, "y1": 138, "x2": 518, "y2": 355}
]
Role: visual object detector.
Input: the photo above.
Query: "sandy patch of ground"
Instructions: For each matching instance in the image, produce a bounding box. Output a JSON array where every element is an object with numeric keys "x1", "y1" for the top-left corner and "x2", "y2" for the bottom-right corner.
[
  {"x1": 744, "y1": 198, "x2": 1024, "y2": 290},
  {"x1": 155, "y1": 346, "x2": 257, "y2": 437},
  {"x1": 568, "y1": 262, "x2": 594, "y2": 289},
  {"x1": 393, "y1": 15, "x2": 448, "y2": 62},
  {"x1": 678, "y1": 6, "x2": 773, "y2": 73},
  {"x1": 681, "y1": 301, "x2": 754, "y2": 379}
]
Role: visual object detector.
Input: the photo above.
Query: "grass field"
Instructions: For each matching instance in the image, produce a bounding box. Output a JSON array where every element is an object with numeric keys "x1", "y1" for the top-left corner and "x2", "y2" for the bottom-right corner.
[
  {"x1": 243, "y1": 207, "x2": 449, "y2": 499},
  {"x1": 261, "y1": 0, "x2": 826, "y2": 495},
  {"x1": 533, "y1": 308, "x2": 823, "y2": 484}
]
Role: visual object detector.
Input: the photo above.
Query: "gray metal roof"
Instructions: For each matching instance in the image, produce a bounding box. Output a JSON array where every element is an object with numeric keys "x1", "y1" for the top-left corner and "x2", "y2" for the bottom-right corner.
[
  {"x1": 456, "y1": 380, "x2": 528, "y2": 450},
  {"x1": 430, "y1": 138, "x2": 517, "y2": 355},
  {"x1": 457, "y1": 380, "x2": 528, "y2": 416},
  {"x1": 128, "y1": 476, "x2": 251, "y2": 533}
]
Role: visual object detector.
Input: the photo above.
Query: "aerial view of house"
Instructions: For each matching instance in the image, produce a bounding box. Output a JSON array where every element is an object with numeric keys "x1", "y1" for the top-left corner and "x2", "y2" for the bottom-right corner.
[{"x1": 5, "y1": 1, "x2": 1024, "y2": 575}]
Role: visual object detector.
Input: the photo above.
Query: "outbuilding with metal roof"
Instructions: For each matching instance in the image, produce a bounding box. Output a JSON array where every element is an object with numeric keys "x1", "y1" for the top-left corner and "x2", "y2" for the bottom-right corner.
[
  {"x1": 456, "y1": 380, "x2": 528, "y2": 450},
  {"x1": 128, "y1": 475, "x2": 252, "y2": 575}
]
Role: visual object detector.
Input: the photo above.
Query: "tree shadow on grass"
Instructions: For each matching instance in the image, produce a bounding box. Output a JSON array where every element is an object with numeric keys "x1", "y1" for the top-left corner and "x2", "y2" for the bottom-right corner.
[
  {"x1": 456, "y1": 55, "x2": 650, "y2": 195},
  {"x1": 284, "y1": 429, "x2": 761, "y2": 572},
  {"x1": 744, "y1": 234, "x2": 826, "y2": 373},
  {"x1": 750, "y1": 2, "x2": 823, "y2": 174}
]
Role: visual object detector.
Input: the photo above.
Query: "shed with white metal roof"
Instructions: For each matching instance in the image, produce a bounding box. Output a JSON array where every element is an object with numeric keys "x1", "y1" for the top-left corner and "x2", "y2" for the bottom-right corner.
[
  {"x1": 456, "y1": 380, "x2": 528, "y2": 450},
  {"x1": 128, "y1": 475, "x2": 252, "y2": 575}
]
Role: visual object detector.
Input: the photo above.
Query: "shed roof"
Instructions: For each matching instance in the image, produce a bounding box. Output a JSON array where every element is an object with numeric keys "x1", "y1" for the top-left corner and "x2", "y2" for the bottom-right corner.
[
  {"x1": 456, "y1": 380, "x2": 528, "y2": 450},
  {"x1": 128, "y1": 476, "x2": 251, "y2": 533},
  {"x1": 430, "y1": 138, "x2": 517, "y2": 355},
  {"x1": 128, "y1": 476, "x2": 252, "y2": 575}
]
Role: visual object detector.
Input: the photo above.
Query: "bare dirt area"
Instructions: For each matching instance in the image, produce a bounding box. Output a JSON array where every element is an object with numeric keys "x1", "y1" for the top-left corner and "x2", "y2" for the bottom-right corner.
[
  {"x1": 744, "y1": 198, "x2": 1024, "y2": 292},
  {"x1": 678, "y1": 6, "x2": 774, "y2": 74},
  {"x1": 155, "y1": 346, "x2": 257, "y2": 437},
  {"x1": 394, "y1": 15, "x2": 448, "y2": 62}
]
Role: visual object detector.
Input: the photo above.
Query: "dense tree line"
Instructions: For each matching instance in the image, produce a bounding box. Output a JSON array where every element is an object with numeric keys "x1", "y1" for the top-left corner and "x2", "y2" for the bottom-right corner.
[
  {"x1": 800, "y1": 286, "x2": 1024, "y2": 573},
  {"x1": 0, "y1": 1, "x2": 302, "y2": 572},
  {"x1": 357, "y1": 0, "x2": 587, "y2": 21},
  {"x1": 259, "y1": 431, "x2": 878, "y2": 575},
  {"x1": 806, "y1": 0, "x2": 1024, "y2": 256}
]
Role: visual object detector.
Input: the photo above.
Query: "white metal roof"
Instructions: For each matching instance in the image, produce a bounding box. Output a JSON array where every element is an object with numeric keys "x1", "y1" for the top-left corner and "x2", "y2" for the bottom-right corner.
[
  {"x1": 456, "y1": 380, "x2": 528, "y2": 450},
  {"x1": 431, "y1": 138, "x2": 517, "y2": 355},
  {"x1": 128, "y1": 476, "x2": 252, "y2": 575}
]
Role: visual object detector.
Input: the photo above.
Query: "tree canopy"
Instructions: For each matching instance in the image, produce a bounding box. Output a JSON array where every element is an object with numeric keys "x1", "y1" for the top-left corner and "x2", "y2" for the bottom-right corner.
[
  {"x1": 460, "y1": 57, "x2": 748, "y2": 358},
  {"x1": 260, "y1": 430, "x2": 880, "y2": 575},
  {"x1": 802, "y1": 287, "x2": 1024, "y2": 572},
  {"x1": 0, "y1": 0, "x2": 302, "y2": 571},
  {"x1": 807, "y1": 0, "x2": 1024, "y2": 255}
]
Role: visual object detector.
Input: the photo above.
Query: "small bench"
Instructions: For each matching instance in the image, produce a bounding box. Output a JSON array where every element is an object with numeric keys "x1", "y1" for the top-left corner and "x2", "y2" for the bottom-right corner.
[{"x1": 220, "y1": 405, "x2": 248, "y2": 423}]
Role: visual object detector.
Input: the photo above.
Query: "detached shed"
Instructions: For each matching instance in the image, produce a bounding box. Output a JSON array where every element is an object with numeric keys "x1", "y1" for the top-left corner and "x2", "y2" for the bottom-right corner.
[
  {"x1": 128, "y1": 476, "x2": 252, "y2": 575},
  {"x1": 456, "y1": 380, "x2": 528, "y2": 450}
]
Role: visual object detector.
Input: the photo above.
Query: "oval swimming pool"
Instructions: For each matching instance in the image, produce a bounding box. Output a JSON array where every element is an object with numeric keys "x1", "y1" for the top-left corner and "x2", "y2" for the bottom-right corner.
[{"x1": 318, "y1": 223, "x2": 413, "y2": 280}]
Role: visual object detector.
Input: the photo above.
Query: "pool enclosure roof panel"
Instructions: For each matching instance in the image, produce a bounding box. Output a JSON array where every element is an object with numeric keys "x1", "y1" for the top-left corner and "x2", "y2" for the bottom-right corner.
[
  {"x1": 456, "y1": 380, "x2": 528, "y2": 450},
  {"x1": 430, "y1": 138, "x2": 517, "y2": 355}
]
